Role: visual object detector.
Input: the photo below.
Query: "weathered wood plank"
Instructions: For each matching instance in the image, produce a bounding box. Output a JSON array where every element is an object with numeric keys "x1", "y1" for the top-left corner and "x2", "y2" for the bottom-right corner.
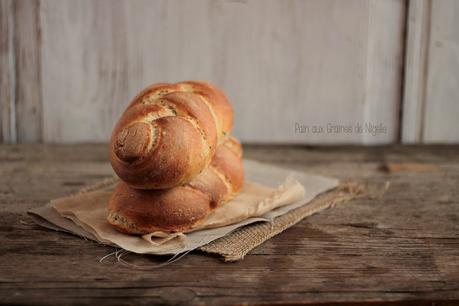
[
  {"x1": 363, "y1": 0, "x2": 405, "y2": 144},
  {"x1": 40, "y1": 0, "x2": 130, "y2": 143},
  {"x1": 423, "y1": 0, "x2": 459, "y2": 143},
  {"x1": 403, "y1": 0, "x2": 459, "y2": 144},
  {"x1": 14, "y1": 0, "x2": 42, "y2": 142},
  {"x1": 0, "y1": 0, "x2": 42, "y2": 143},
  {"x1": 0, "y1": 144, "x2": 458, "y2": 305},
  {"x1": 0, "y1": 0, "x2": 16, "y2": 143},
  {"x1": 402, "y1": 0, "x2": 430, "y2": 143},
  {"x1": 38, "y1": 0, "x2": 405, "y2": 144}
]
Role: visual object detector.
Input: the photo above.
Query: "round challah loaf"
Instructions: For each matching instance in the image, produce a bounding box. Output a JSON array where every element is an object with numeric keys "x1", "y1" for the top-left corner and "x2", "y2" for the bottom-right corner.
[
  {"x1": 110, "y1": 81, "x2": 233, "y2": 189},
  {"x1": 107, "y1": 136, "x2": 244, "y2": 234}
]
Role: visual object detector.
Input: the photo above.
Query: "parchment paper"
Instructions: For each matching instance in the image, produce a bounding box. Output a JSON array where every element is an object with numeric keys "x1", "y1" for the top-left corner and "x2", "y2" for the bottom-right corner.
[{"x1": 28, "y1": 159, "x2": 339, "y2": 255}]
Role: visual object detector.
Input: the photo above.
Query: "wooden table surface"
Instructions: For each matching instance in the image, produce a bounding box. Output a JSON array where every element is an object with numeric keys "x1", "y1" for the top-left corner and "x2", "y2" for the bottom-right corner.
[{"x1": 0, "y1": 144, "x2": 458, "y2": 306}]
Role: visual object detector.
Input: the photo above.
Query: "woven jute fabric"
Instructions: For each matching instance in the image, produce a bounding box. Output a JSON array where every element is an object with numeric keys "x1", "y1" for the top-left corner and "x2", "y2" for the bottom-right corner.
[
  {"x1": 199, "y1": 183, "x2": 362, "y2": 261},
  {"x1": 76, "y1": 177, "x2": 361, "y2": 261}
]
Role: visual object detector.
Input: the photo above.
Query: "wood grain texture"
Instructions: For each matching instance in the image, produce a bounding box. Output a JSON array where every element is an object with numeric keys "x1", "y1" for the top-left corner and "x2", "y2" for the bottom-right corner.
[
  {"x1": 0, "y1": 0, "x2": 16, "y2": 143},
  {"x1": 40, "y1": 0, "x2": 130, "y2": 143},
  {"x1": 0, "y1": 144, "x2": 459, "y2": 305},
  {"x1": 37, "y1": 0, "x2": 405, "y2": 144},
  {"x1": 402, "y1": 0, "x2": 430, "y2": 143},
  {"x1": 0, "y1": 0, "x2": 42, "y2": 143},
  {"x1": 363, "y1": 0, "x2": 405, "y2": 144},
  {"x1": 403, "y1": 0, "x2": 459, "y2": 144},
  {"x1": 423, "y1": 0, "x2": 459, "y2": 143},
  {"x1": 13, "y1": 0, "x2": 42, "y2": 142}
]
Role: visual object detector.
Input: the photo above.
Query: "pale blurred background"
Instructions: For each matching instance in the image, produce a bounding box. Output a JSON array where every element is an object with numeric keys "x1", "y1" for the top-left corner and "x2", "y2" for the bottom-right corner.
[{"x1": 1, "y1": 0, "x2": 458, "y2": 144}]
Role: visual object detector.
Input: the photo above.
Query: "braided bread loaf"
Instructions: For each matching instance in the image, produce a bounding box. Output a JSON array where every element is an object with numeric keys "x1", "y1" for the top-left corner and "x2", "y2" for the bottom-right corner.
[
  {"x1": 107, "y1": 136, "x2": 244, "y2": 234},
  {"x1": 110, "y1": 81, "x2": 234, "y2": 189}
]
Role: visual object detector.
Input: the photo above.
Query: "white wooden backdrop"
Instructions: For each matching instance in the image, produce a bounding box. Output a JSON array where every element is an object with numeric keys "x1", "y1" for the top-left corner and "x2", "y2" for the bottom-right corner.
[
  {"x1": 402, "y1": 0, "x2": 459, "y2": 143},
  {"x1": 1, "y1": 0, "x2": 457, "y2": 144}
]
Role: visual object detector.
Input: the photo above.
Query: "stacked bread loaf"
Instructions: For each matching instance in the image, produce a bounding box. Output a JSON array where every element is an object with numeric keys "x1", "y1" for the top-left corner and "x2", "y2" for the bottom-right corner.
[{"x1": 107, "y1": 81, "x2": 244, "y2": 234}]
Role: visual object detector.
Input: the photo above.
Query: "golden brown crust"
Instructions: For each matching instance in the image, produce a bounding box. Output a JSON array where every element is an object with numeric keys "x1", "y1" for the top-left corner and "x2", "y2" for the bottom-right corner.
[
  {"x1": 210, "y1": 135, "x2": 244, "y2": 193},
  {"x1": 179, "y1": 81, "x2": 234, "y2": 134},
  {"x1": 111, "y1": 116, "x2": 209, "y2": 189},
  {"x1": 188, "y1": 167, "x2": 229, "y2": 209},
  {"x1": 161, "y1": 91, "x2": 217, "y2": 153},
  {"x1": 113, "y1": 122, "x2": 153, "y2": 163},
  {"x1": 110, "y1": 81, "x2": 233, "y2": 189},
  {"x1": 108, "y1": 184, "x2": 211, "y2": 234},
  {"x1": 107, "y1": 137, "x2": 244, "y2": 234}
]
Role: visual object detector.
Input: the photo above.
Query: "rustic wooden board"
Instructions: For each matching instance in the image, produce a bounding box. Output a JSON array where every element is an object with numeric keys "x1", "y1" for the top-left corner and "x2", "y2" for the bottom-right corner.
[
  {"x1": 0, "y1": 144, "x2": 458, "y2": 305},
  {"x1": 401, "y1": 0, "x2": 430, "y2": 143},
  {"x1": 0, "y1": 0, "x2": 42, "y2": 143},
  {"x1": 402, "y1": 0, "x2": 459, "y2": 144},
  {"x1": 0, "y1": 0, "x2": 15, "y2": 143},
  {"x1": 1, "y1": 0, "x2": 405, "y2": 144},
  {"x1": 13, "y1": 0, "x2": 42, "y2": 143},
  {"x1": 423, "y1": 0, "x2": 459, "y2": 143}
]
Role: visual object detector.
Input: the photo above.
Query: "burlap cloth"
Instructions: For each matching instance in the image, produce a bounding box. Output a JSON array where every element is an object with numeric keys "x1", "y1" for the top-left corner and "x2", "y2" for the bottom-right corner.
[{"x1": 28, "y1": 160, "x2": 360, "y2": 261}]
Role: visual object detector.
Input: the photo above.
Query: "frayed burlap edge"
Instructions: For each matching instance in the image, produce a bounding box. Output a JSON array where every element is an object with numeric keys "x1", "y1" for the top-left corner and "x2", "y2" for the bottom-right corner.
[
  {"x1": 76, "y1": 177, "x2": 362, "y2": 262},
  {"x1": 199, "y1": 182, "x2": 363, "y2": 261}
]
